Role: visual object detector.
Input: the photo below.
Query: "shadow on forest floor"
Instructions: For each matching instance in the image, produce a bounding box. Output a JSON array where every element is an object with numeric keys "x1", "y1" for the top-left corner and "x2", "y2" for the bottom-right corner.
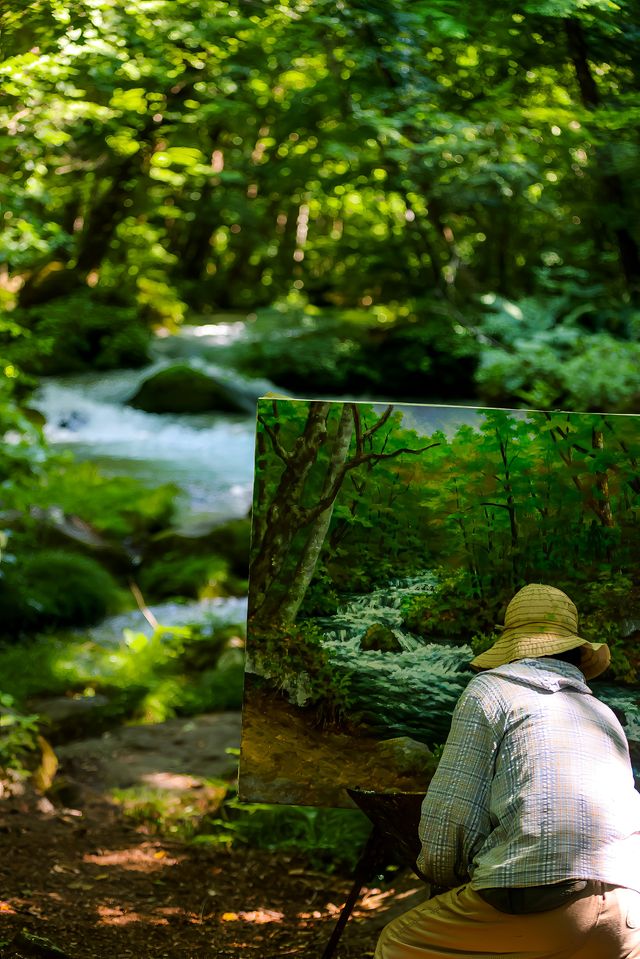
[{"x1": 0, "y1": 713, "x2": 426, "y2": 959}]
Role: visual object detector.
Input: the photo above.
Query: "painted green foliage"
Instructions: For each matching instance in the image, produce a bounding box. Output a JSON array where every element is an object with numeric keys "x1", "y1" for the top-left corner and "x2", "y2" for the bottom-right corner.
[
  {"x1": 249, "y1": 399, "x2": 439, "y2": 628},
  {"x1": 249, "y1": 400, "x2": 640, "y2": 681},
  {"x1": 242, "y1": 399, "x2": 640, "y2": 805}
]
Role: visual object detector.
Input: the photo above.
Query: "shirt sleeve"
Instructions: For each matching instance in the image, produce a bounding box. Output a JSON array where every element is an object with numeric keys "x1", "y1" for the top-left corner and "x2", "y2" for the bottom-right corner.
[{"x1": 416, "y1": 680, "x2": 502, "y2": 888}]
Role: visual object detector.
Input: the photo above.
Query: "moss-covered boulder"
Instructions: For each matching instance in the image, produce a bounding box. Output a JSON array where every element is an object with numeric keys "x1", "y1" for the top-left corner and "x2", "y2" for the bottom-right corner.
[
  {"x1": 128, "y1": 365, "x2": 248, "y2": 414},
  {"x1": 373, "y1": 737, "x2": 434, "y2": 776},
  {"x1": 360, "y1": 623, "x2": 403, "y2": 652},
  {"x1": 139, "y1": 518, "x2": 251, "y2": 602},
  {"x1": 0, "y1": 550, "x2": 121, "y2": 638},
  {"x1": 148, "y1": 518, "x2": 251, "y2": 576}
]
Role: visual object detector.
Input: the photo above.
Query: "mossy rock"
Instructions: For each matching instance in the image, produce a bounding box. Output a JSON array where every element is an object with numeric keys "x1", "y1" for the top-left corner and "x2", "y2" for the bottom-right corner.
[
  {"x1": 138, "y1": 552, "x2": 247, "y2": 602},
  {"x1": 0, "y1": 550, "x2": 120, "y2": 638},
  {"x1": 204, "y1": 518, "x2": 251, "y2": 574},
  {"x1": 128, "y1": 364, "x2": 247, "y2": 414},
  {"x1": 149, "y1": 518, "x2": 251, "y2": 576},
  {"x1": 373, "y1": 736, "x2": 434, "y2": 776},
  {"x1": 360, "y1": 623, "x2": 403, "y2": 652}
]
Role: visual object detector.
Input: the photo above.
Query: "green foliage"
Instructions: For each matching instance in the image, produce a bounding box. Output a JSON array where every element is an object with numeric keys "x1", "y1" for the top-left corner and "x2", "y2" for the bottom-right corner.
[
  {"x1": 9, "y1": 294, "x2": 151, "y2": 375},
  {"x1": 177, "y1": 648, "x2": 246, "y2": 715},
  {"x1": 139, "y1": 519, "x2": 250, "y2": 601},
  {"x1": 402, "y1": 569, "x2": 502, "y2": 645},
  {"x1": 2, "y1": 0, "x2": 640, "y2": 395},
  {"x1": 112, "y1": 773, "x2": 372, "y2": 874},
  {"x1": 198, "y1": 793, "x2": 372, "y2": 873},
  {"x1": 0, "y1": 621, "x2": 246, "y2": 724},
  {"x1": 297, "y1": 565, "x2": 340, "y2": 618},
  {"x1": 561, "y1": 337, "x2": 640, "y2": 413},
  {"x1": 69, "y1": 626, "x2": 245, "y2": 722},
  {"x1": 39, "y1": 459, "x2": 178, "y2": 540},
  {"x1": 223, "y1": 298, "x2": 479, "y2": 398},
  {"x1": 0, "y1": 694, "x2": 40, "y2": 775},
  {"x1": 0, "y1": 347, "x2": 46, "y2": 493},
  {"x1": 0, "y1": 550, "x2": 120, "y2": 637},
  {"x1": 575, "y1": 573, "x2": 640, "y2": 684},
  {"x1": 138, "y1": 553, "x2": 235, "y2": 602},
  {"x1": 253, "y1": 620, "x2": 354, "y2": 724},
  {"x1": 111, "y1": 779, "x2": 228, "y2": 838},
  {"x1": 475, "y1": 294, "x2": 640, "y2": 411}
]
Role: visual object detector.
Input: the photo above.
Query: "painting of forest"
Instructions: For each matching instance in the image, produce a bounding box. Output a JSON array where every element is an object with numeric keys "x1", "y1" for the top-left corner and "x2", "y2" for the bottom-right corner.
[{"x1": 239, "y1": 399, "x2": 640, "y2": 808}]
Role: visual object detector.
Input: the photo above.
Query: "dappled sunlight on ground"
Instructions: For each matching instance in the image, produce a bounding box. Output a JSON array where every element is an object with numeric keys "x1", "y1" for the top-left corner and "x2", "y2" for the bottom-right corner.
[
  {"x1": 84, "y1": 844, "x2": 184, "y2": 872},
  {"x1": 1, "y1": 745, "x2": 425, "y2": 958},
  {"x1": 97, "y1": 906, "x2": 170, "y2": 926},
  {"x1": 140, "y1": 771, "x2": 205, "y2": 790},
  {"x1": 221, "y1": 908, "x2": 285, "y2": 923}
]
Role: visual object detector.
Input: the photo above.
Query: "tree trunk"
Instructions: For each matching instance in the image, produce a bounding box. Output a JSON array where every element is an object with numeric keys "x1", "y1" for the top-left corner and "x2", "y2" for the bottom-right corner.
[
  {"x1": 265, "y1": 404, "x2": 354, "y2": 625},
  {"x1": 591, "y1": 427, "x2": 615, "y2": 527},
  {"x1": 564, "y1": 18, "x2": 640, "y2": 298},
  {"x1": 249, "y1": 402, "x2": 332, "y2": 619},
  {"x1": 498, "y1": 436, "x2": 519, "y2": 581}
]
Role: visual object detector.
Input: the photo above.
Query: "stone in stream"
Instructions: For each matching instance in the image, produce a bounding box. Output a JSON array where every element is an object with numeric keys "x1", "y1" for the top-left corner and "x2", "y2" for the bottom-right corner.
[
  {"x1": 0, "y1": 506, "x2": 137, "y2": 573},
  {"x1": 128, "y1": 364, "x2": 249, "y2": 414},
  {"x1": 360, "y1": 623, "x2": 403, "y2": 653},
  {"x1": 373, "y1": 737, "x2": 434, "y2": 776},
  {"x1": 148, "y1": 517, "x2": 251, "y2": 576}
]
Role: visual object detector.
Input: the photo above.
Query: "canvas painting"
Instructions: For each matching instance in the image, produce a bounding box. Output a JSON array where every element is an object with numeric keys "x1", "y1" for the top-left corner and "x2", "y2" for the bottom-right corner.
[{"x1": 239, "y1": 398, "x2": 640, "y2": 808}]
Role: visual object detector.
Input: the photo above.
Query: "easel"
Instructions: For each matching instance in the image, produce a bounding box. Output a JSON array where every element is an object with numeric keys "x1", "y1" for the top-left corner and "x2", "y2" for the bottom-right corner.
[{"x1": 321, "y1": 790, "x2": 426, "y2": 959}]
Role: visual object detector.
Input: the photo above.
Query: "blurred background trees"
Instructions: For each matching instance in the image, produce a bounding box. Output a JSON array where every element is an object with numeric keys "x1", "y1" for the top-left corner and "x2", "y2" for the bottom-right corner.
[{"x1": 1, "y1": 0, "x2": 639, "y2": 407}]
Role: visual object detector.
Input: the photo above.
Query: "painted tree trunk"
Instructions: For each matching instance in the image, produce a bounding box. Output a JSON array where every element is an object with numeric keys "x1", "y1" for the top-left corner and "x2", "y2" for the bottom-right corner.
[
  {"x1": 592, "y1": 428, "x2": 615, "y2": 528},
  {"x1": 249, "y1": 402, "x2": 332, "y2": 619},
  {"x1": 265, "y1": 404, "x2": 355, "y2": 626}
]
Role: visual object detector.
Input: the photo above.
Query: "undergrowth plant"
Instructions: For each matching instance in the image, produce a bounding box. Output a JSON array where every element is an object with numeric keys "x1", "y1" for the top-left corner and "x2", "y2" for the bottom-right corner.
[
  {"x1": 195, "y1": 789, "x2": 372, "y2": 874},
  {"x1": 0, "y1": 620, "x2": 246, "y2": 728},
  {"x1": 0, "y1": 693, "x2": 40, "y2": 776},
  {"x1": 110, "y1": 770, "x2": 373, "y2": 874}
]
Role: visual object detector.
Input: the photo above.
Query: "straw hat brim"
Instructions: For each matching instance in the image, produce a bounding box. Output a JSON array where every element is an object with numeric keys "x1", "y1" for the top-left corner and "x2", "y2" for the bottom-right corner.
[{"x1": 470, "y1": 626, "x2": 610, "y2": 681}]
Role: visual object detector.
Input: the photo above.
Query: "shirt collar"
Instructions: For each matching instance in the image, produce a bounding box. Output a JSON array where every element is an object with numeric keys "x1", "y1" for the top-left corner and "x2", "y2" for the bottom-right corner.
[{"x1": 487, "y1": 657, "x2": 592, "y2": 694}]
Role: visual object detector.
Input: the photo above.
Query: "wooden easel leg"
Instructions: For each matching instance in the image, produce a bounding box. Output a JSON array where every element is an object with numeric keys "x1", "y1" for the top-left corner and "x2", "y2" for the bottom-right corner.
[{"x1": 321, "y1": 827, "x2": 386, "y2": 959}]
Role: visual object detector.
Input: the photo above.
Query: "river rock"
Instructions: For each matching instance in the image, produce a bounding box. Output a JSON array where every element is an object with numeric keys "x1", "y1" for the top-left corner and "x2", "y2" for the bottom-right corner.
[
  {"x1": 128, "y1": 364, "x2": 248, "y2": 414},
  {"x1": 147, "y1": 517, "x2": 250, "y2": 576},
  {"x1": 23, "y1": 506, "x2": 137, "y2": 573},
  {"x1": 374, "y1": 737, "x2": 434, "y2": 776},
  {"x1": 360, "y1": 623, "x2": 403, "y2": 653},
  {"x1": 27, "y1": 694, "x2": 113, "y2": 744}
]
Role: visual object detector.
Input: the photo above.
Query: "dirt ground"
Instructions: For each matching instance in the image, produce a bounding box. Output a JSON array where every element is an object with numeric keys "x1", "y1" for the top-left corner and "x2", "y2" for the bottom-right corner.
[
  {"x1": 239, "y1": 688, "x2": 432, "y2": 808},
  {"x1": 0, "y1": 713, "x2": 427, "y2": 959}
]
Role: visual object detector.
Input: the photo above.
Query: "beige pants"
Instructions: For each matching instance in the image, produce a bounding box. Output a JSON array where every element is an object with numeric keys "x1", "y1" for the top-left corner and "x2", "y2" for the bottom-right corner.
[{"x1": 374, "y1": 883, "x2": 640, "y2": 959}]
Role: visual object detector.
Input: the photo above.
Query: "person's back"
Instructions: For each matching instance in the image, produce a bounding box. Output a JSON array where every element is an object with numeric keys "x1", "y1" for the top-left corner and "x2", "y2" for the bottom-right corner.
[
  {"x1": 375, "y1": 584, "x2": 640, "y2": 959},
  {"x1": 418, "y1": 658, "x2": 640, "y2": 894}
]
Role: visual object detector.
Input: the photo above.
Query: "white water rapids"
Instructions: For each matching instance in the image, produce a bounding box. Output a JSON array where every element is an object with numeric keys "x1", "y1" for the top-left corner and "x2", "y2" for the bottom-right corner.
[
  {"x1": 33, "y1": 369, "x2": 256, "y2": 531},
  {"x1": 29, "y1": 322, "x2": 264, "y2": 640}
]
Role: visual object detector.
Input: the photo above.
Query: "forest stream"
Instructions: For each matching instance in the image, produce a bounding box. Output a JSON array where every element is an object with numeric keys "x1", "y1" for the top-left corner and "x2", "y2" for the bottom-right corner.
[{"x1": 30, "y1": 319, "x2": 263, "y2": 642}]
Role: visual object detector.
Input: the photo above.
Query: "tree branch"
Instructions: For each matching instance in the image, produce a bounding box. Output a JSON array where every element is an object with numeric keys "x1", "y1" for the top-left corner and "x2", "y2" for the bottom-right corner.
[
  {"x1": 361, "y1": 405, "x2": 394, "y2": 442},
  {"x1": 257, "y1": 413, "x2": 290, "y2": 464}
]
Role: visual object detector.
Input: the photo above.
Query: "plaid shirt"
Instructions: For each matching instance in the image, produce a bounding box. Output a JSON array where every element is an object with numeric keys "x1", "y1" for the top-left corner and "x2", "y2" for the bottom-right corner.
[{"x1": 417, "y1": 658, "x2": 640, "y2": 892}]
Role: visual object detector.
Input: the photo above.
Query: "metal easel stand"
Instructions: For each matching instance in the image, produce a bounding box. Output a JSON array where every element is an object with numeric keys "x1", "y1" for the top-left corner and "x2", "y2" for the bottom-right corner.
[
  {"x1": 320, "y1": 789, "x2": 427, "y2": 959},
  {"x1": 321, "y1": 826, "x2": 388, "y2": 959}
]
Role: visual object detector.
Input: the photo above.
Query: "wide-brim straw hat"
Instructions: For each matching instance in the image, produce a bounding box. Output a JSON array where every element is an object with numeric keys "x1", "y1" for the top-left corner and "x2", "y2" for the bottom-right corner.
[{"x1": 470, "y1": 583, "x2": 610, "y2": 681}]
